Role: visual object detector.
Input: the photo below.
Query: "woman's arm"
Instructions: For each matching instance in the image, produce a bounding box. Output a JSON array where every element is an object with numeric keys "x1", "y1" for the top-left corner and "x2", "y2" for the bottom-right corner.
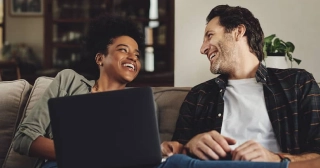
[{"x1": 29, "y1": 136, "x2": 56, "y2": 160}]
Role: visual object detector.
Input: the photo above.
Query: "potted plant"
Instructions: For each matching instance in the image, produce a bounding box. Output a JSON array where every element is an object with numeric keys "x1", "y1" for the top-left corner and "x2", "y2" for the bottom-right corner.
[{"x1": 263, "y1": 34, "x2": 301, "y2": 68}]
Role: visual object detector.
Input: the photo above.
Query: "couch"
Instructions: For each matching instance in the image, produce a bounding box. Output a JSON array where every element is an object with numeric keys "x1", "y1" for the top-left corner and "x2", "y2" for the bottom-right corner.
[{"x1": 0, "y1": 77, "x2": 191, "y2": 168}]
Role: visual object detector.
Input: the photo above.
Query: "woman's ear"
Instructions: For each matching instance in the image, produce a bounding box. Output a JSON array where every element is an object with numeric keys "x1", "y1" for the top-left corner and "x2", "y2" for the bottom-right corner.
[
  {"x1": 95, "y1": 53, "x2": 103, "y2": 66},
  {"x1": 235, "y1": 24, "x2": 246, "y2": 41}
]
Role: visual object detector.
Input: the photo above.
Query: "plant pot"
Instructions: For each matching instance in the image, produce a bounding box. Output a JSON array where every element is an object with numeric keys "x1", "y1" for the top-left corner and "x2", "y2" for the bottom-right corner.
[{"x1": 263, "y1": 55, "x2": 289, "y2": 69}]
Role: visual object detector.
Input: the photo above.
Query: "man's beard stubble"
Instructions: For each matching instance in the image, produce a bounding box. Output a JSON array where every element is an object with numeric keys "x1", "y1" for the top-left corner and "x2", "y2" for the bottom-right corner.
[{"x1": 210, "y1": 35, "x2": 237, "y2": 75}]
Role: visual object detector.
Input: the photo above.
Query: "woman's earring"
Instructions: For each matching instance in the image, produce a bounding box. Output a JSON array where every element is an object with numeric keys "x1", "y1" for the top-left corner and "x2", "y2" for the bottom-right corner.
[{"x1": 99, "y1": 63, "x2": 102, "y2": 66}]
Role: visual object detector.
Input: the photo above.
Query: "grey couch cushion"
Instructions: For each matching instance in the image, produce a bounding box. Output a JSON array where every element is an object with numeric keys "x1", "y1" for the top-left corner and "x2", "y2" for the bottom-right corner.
[
  {"x1": 3, "y1": 77, "x2": 53, "y2": 168},
  {"x1": 0, "y1": 80, "x2": 32, "y2": 167},
  {"x1": 153, "y1": 87, "x2": 191, "y2": 142}
]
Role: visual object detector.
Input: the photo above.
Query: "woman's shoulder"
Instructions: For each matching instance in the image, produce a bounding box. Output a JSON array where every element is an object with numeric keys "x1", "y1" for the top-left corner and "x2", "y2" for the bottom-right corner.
[
  {"x1": 55, "y1": 69, "x2": 92, "y2": 86},
  {"x1": 56, "y1": 69, "x2": 79, "y2": 77}
]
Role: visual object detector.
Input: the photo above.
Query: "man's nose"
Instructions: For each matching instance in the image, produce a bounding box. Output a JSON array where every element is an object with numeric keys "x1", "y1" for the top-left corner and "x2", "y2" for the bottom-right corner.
[{"x1": 200, "y1": 42, "x2": 209, "y2": 55}]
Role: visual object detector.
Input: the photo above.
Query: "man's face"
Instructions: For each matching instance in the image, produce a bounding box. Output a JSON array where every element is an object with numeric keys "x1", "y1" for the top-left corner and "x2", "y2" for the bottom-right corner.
[
  {"x1": 101, "y1": 35, "x2": 141, "y2": 84},
  {"x1": 200, "y1": 17, "x2": 238, "y2": 75}
]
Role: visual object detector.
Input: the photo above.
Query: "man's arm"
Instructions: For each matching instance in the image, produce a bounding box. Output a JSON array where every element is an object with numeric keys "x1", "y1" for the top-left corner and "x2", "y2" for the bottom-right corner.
[
  {"x1": 289, "y1": 156, "x2": 320, "y2": 168},
  {"x1": 231, "y1": 140, "x2": 320, "y2": 162},
  {"x1": 171, "y1": 89, "x2": 198, "y2": 144},
  {"x1": 296, "y1": 71, "x2": 320, "y2": 156}
]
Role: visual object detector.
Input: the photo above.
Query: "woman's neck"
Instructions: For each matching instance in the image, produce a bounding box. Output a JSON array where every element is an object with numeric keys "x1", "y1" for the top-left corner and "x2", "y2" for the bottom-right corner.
[{"x1": 92, "y1": 78, "x2": 126, "y2": 93}]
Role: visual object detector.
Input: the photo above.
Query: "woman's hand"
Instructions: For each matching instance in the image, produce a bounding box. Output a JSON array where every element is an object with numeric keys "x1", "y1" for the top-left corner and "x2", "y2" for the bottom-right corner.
[{"x1": 161, "y1": 141, "x2": 184, "y2": 156}]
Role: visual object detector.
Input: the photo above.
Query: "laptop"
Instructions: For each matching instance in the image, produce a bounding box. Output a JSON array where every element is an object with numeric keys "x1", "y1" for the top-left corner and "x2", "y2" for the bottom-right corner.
[{"x1": 48, "y1": 87, "x2": 162, "y2": 168}]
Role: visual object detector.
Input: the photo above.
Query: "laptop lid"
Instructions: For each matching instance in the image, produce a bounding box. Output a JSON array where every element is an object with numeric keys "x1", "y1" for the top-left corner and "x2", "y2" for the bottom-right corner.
[{"x1": 48, "y1": 87, "x2": 162, "y2": 168}]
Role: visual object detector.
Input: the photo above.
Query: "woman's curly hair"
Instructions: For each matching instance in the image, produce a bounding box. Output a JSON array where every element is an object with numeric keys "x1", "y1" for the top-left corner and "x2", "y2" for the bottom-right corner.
[{"x1": 85, "y1": 13, "x2": 144, "y2": 57}]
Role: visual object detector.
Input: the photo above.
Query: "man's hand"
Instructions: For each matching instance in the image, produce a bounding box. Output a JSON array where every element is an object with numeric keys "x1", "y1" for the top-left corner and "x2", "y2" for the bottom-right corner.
[
  {"x1": 232, "y1": 140, "x2": 280, "y2": 162},
  {"x1": 184, "y1": 130, "x2": 236, "y2": 160},
  {"x1": 161, "y1": 141, "x2": 183, "y2": 157}
]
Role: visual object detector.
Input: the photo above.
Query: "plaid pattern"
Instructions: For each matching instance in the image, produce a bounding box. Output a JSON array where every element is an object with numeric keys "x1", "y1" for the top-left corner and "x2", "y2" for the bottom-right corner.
[{"x1": 172, "y1": 63, "x2": 320, "y2": 154}]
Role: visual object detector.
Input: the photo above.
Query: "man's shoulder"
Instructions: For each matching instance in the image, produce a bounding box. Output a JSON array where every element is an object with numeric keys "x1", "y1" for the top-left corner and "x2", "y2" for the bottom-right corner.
[
  {"x1": 267, "y1": 67, "x2": 308, "y2": 73},
  {"x1": 266, "y1": 68, "x2": 315, "y2": 84},
  {"x1": 190, "y1": 78, "x2": 217, "y2": 93},
  {"x1": 267, "y1": 68, "x2": 311, "y2": 78}
]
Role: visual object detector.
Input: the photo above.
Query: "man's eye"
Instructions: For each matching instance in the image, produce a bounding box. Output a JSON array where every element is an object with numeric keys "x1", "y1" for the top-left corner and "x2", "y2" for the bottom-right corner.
[
  {"x1": 136, "y1": 55, "x2": 140, "y2": 59},
  {"x1": 208, "y1": 34, "x2": 213, "y2": 38}
]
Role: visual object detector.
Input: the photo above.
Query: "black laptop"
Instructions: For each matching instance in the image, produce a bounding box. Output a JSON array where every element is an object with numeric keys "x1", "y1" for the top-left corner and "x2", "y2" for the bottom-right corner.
[{"x1": 48, "y1": 87, "x2": 162, "y2": 168}]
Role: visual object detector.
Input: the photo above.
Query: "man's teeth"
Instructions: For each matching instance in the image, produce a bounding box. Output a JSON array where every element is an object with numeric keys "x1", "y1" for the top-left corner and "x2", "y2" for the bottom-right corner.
[
  {"x1": 210, "y1": 54, "x2": 216, "y2": 60},
  {"x1": 124, "y1": 63, "x2": 135, "y2": 70}
]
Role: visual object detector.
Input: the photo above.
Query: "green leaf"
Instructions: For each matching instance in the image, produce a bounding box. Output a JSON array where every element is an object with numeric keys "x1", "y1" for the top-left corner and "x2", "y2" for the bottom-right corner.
[
  {"x1": 277, "y1": 43, "x2": 286, "y2": 53},
  {"x1": 264, "y1": 34, "x2": 275, "y2": 43},
  {"x1": 285, "y1": 42, "x2": 295, "y2": 53},
  {"x1": 273, "y1": 38, "x2": 280, "y2": 46},
  {"x1": 293, "y1": 58, "x2": 301, "y2": 65}
]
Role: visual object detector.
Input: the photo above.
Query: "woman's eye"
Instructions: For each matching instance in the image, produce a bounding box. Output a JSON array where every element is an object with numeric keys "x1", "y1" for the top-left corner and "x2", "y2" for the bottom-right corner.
[
  {"x1": 120, "y1": 48, "x2": 127, "y2": 52},
  {"x1": 136, "y1": 55, "x2": 140, "y2": 59},
  {"x1": 208, "y1": 34, "x2": 213, "y2": 39}
]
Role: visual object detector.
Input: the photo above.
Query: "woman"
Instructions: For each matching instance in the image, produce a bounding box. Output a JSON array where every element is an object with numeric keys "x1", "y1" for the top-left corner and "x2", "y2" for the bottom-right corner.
[{"x1": 13, "y1": 13, "x2": 144, "y2": 168}]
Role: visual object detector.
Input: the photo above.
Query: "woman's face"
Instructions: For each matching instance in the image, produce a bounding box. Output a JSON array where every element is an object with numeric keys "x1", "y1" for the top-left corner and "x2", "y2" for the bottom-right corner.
[{"x1": 100, "y1": 35, "x2": 141, "y2": 84}]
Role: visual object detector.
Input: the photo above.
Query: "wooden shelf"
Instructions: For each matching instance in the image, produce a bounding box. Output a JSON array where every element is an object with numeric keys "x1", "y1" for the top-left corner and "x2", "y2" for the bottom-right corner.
[
  {"x1": 44, "y1": 0, "x2": 175, "y2": 86},
  {"x1": 53, "y1": 43, "x2": 83, "y2": 48},
  {"x1": 53, "y1": 19, "x2": 90, "y2": 23},
  {"x1": 53, "y1": 18, "x2": 167, "y2": 24}
]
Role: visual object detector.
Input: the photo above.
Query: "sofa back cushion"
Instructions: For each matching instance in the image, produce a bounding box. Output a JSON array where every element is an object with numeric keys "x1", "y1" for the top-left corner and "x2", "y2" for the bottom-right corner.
[
  {"x1": 0, "y1": 80, "x2": 32, "y2": 167},
  {"x1": 153, "y1": 87, "x2": 191, "y2": 142},
  {"x1": 3, "y1": 77, "x2": 53, "y2": 168}
]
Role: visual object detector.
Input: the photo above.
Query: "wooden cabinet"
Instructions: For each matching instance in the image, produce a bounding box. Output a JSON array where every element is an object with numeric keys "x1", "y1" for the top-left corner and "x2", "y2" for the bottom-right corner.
[{"x1": 44, "y1": 0, "x2": 174, "y2": 86}]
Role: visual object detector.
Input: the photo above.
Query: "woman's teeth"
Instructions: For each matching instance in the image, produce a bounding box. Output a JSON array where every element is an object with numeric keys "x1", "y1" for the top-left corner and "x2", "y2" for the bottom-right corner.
[{"x1": 123, "y1": 63, "x2": 135, "y2": 70}]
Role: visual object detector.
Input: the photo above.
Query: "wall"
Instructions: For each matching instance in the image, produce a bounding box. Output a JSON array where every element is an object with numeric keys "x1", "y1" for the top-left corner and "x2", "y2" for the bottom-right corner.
[
  {"x1": 175, "y1": 0, "x2": 320, "y2": 86},
  {"x1": 5, "y1": 1, "x2": 44, "y2": 63}
]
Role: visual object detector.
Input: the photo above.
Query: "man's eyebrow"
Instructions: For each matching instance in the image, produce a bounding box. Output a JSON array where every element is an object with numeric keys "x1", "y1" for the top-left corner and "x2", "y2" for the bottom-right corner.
[
  {"x1": 205, "y1": 30, "x2": 213, "y2": 37},
  {"x1": 116, "y1": 44, "x2": 140, "y2": 54},
  {"x1": 205, "y1": 30, "x2": 209, "y2": 37}
]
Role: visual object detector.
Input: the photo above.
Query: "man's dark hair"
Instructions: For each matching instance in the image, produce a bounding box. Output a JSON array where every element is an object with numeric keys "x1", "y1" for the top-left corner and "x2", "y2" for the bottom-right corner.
[
  {"x1": 86, "y1": 13, "x2": 144, "y2": 58},
  {"x1": 83, "y1": 13, "x2": 144, "y2": 79},
  {"x1": 206, "y1": 5, "x2": 264, "y2": 61}
]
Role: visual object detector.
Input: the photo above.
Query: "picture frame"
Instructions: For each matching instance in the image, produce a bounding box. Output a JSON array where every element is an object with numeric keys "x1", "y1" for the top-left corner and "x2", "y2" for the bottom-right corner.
[{"x1": 10, "y1": 0, "x2": 43, "y2": 16}]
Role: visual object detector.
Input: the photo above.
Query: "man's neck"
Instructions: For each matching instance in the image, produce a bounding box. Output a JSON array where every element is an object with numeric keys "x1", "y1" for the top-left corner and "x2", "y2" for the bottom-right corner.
[{"x1": 228, "y1": 53, "x2": 260, "y2": 80}]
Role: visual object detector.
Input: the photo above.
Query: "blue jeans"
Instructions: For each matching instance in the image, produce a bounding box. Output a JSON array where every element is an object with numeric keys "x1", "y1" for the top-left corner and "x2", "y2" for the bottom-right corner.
[
  {"x1": 157, "y1": 154, "x2": 289, "y2": 168},
  {"x1": 42, "y1": 154, "x2": 289, "y2": 168},
  {"x1": 42, "y1": 161, "x2": 58, "y2": 168}
]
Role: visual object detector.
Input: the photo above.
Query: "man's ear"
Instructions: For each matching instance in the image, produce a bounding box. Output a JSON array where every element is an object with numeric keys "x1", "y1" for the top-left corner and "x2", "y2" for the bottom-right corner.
[{"x1": 235, "y1": 24, "x2": 246, "y2": 41}]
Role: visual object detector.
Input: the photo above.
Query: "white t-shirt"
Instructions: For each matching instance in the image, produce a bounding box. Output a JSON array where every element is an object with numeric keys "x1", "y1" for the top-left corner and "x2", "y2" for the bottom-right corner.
[{"x1": 221, "y1": 78, "x2": 280, "y2": 152}]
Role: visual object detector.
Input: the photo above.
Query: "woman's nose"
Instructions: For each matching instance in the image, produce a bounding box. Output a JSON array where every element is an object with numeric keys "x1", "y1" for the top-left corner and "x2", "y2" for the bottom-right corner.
[{"x1": 128, "y1": 54, "x2": 137, "y2": 62}]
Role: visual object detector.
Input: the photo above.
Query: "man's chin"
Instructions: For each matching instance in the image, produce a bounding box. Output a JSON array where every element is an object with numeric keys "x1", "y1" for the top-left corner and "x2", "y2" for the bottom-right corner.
[{"x1": 210, "y1": 67, "x2": 220, "y2": 74}]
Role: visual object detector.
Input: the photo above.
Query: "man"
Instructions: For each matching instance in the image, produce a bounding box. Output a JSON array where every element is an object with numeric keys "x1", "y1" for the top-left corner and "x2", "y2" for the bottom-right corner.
[{"x1": 161, "y1": 4, "x2": 320, "y2": 164}]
